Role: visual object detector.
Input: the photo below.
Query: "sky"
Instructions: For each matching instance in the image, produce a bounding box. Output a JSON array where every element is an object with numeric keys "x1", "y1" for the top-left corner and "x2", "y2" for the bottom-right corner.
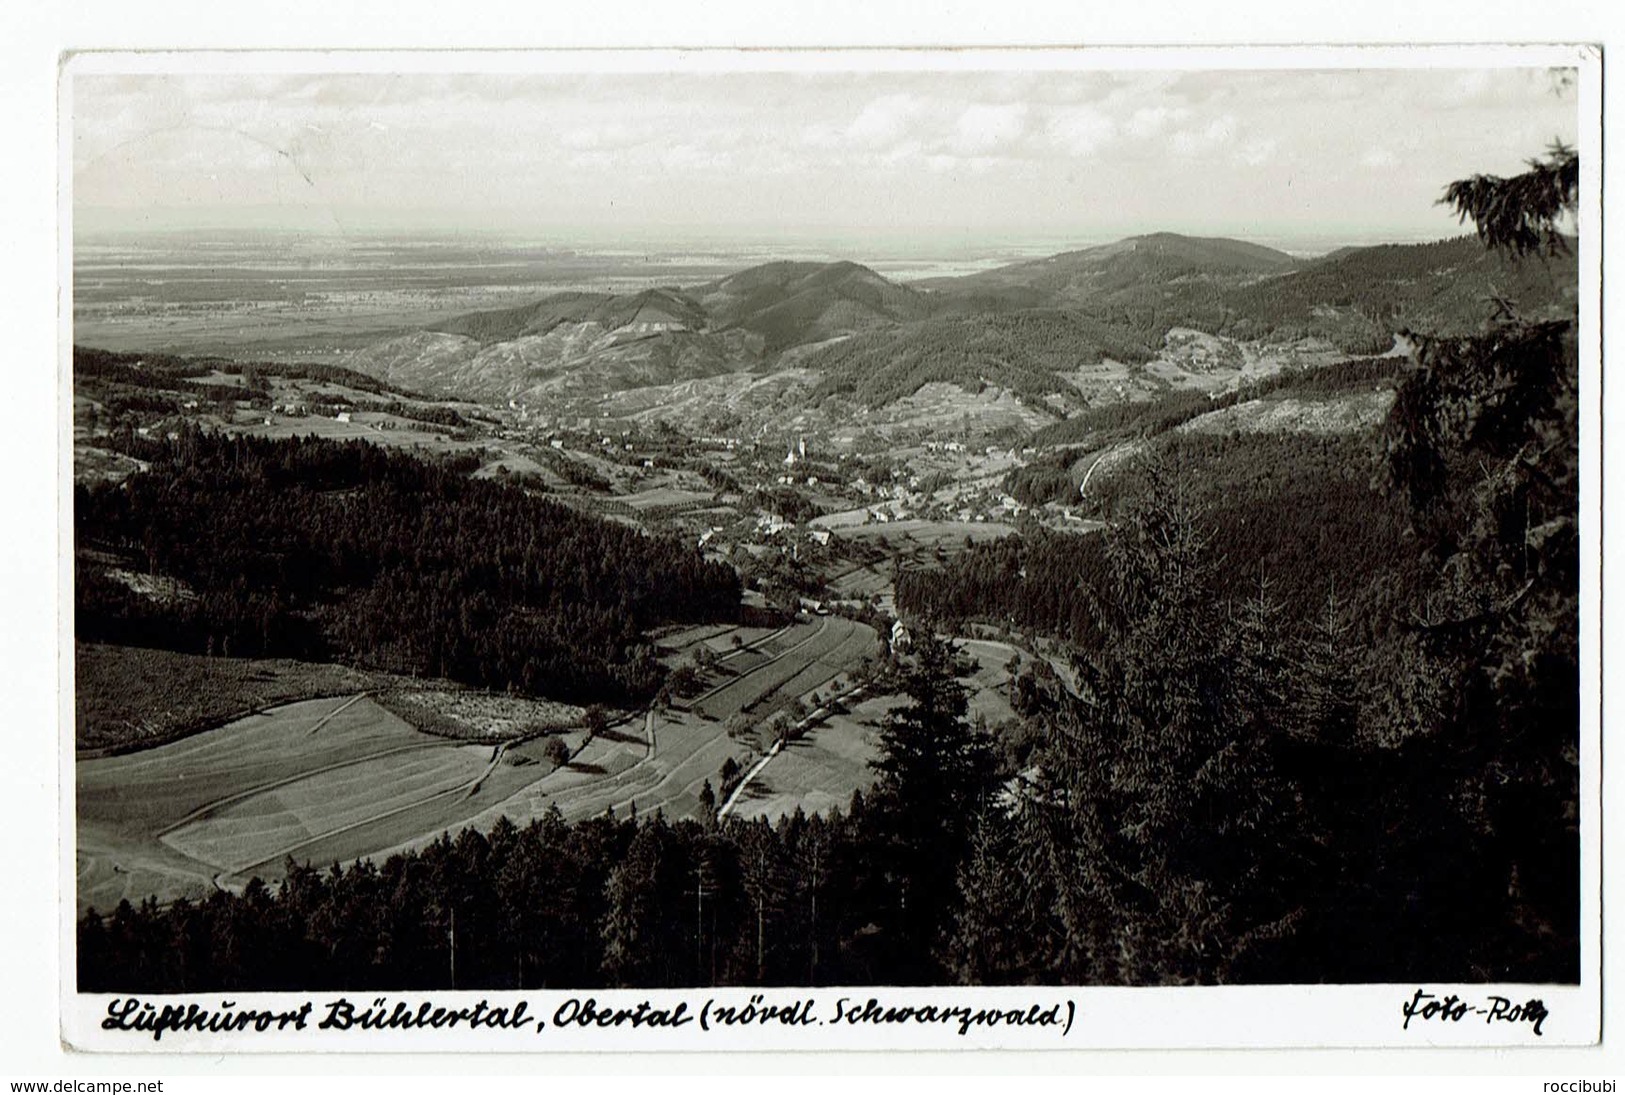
[{"x1": 71, "y1": 64, "x2": 1581, "y2": 251}]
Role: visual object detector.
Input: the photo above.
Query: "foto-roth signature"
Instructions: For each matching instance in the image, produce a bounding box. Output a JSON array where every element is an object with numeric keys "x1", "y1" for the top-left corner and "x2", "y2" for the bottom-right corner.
[{"x1": 1401, "y1": 988, "x2": 1548, "y2": 1036}]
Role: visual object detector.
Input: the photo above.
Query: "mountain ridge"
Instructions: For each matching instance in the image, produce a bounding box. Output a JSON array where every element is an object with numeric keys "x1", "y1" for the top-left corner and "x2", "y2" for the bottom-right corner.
[{"x1": 339, "y1": 232, "x2": 1576, "y2": 424}]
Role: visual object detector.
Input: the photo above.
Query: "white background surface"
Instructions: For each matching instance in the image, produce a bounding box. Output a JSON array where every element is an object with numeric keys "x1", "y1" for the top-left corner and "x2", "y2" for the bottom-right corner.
[{"x1": 4, "y1": 1, "x2": 1621, "y2": 1085}]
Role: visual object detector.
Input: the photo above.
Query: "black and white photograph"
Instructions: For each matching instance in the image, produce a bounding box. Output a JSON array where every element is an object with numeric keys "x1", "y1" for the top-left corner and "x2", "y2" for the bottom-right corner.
[{"x1": 49, "y1": 42, "x2": 1601, "y2": 1056}]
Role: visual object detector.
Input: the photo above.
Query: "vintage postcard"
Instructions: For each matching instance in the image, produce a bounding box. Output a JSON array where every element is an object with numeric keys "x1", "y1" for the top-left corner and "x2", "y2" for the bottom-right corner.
[{"x1": 59, "y1": 44, "x2": 1602, "y2": 1053}]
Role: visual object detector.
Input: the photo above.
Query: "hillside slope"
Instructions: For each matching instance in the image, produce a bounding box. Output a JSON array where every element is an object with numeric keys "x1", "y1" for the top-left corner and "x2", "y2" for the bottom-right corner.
[
  {"x1": 926, "y1": 232, "x2": 1299, "y2": 304},
  {"x1": 697, "y1": 260, "x2": 933, "y2": 353},
  {"x1": 337, "y1": 234, "x2": 1577, "y2": 421}
]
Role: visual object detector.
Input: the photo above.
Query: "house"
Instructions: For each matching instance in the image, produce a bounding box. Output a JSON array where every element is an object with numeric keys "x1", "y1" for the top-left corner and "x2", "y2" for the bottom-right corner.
[{"x1": 890, "y1": 620, "x2": 911, "y2": 650}]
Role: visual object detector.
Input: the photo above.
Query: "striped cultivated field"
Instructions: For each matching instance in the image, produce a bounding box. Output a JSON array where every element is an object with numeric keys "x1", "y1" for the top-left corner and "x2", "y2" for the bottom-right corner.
[
  {"x1": 691, "y1": 616, "x2": 878, "y2": 721},
  {"x1": 76, "y1": 695, "x2": 554, "y2": 913},
  {"x1": 77, "y1": 617, "x2": 887, "y2": 912},
  {"x1": 163, "y1": 744, "x2": 496, "y2": 873}
]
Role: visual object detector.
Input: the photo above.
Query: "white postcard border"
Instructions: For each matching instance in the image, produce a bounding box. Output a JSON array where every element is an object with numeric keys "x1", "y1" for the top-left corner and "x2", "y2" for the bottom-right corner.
[{"x1": 56, "y1": 42, "x2": 1605, "y2": 1056}]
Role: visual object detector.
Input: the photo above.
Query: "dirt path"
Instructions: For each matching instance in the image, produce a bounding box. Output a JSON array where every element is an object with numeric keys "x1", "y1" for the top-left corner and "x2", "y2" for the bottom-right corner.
[
  {"x1": 954, "y1": 636, "x2": 1080, "y2": 696},
  {"x1": 716, "y1": 680, "x2": 871, "y2": 820}
]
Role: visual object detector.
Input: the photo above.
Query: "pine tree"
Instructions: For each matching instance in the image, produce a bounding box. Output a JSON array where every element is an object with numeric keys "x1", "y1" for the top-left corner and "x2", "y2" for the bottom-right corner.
[
  {"x1": 1368, "y1": 144, "x2": 1582, "y2": 980},
  {"x1": 1025, "y1": 456, "x2": 1306, "y2": 984},
  {"x1": 868, "y1": 633, "x2": 994, "y2": 978}
]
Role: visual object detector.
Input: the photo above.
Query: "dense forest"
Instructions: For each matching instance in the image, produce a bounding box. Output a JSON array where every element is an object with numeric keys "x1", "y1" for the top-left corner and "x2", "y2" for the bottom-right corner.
[
  {"x1": 1217, "y1": 234, "x2": 1578, "y2": 348},
  {"x1": 75, "y1": 429, "x2": 740, "y2": 704},
  {"x1": 806, "y1": 310, "x2": 1157, "y2": 410},
  {"x1": 931, "y1": 431, "x2": 1426, "y2": 647},
  {"x1": 75, "y1": 345, "x2": 429, "y2": 399},
  {"x1": 1039, "y1": 234, "x2": 1576, "y2": 356},
  {"x1": 79, "y1": 787, "x2": 963, "y2": 993}
]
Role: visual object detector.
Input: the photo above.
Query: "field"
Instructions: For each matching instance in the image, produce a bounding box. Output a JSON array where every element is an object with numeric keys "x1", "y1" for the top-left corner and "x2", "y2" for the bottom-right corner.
[
  {"x1": 445, "y1": 709, "x2": 741, "y2": 836},
  {"x1": 690, "y1": 616, "x2": 877, "y2": 721},
  {"x1": 234, "y1": 409, "x2": 475, "y2": 454},
  {"x1": 827, "y1": 564, "x2": 893, "y2": 601},
  {"x1": 728, "y1": 693, "x2": 897, "y2": 822},
  {"x1": 951, "y1": 638, "x2": 1022, "y2": 726},
  {"x1": 77, "y1": 616, "x2": 886, "y2": 911},
  {"x1": 618, "y1": 484, "x2": 717, "y2": 512},
  {"x1": 162, "y1": 744, "x2": 496, "y2": 873},
  {"x1": 76, "y1": 695, "x2": 556, "y2": 913},
  {"x1": 724, "y1": 638, "x2": 1024, "y2": 822},
  {"x1": 473, "y1": 453, "x2": 564, "y2": 485},
  {"x1": 393, "y1": 618, "x2": 884, "y2": 839},
  {"x1": 81, "y1": 696, "x2": 412, "y2": 911},
  {"x1": 655, "y1": 622, "x2": 779, "y2": 658}
]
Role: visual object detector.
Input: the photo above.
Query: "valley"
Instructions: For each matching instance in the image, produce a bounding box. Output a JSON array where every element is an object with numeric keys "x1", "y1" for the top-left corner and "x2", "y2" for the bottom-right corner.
[
  {"x1": 63, "y1": 61, "x2": 1588, "y2": 1001},
  {"x1": 72, "y1": 227, "x2": 1576, "y2": 927}
]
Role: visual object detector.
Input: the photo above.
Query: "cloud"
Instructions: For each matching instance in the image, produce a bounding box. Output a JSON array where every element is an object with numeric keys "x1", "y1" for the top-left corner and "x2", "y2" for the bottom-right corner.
[
  {"x1": 71, "y1": 68, "x2": 1582, "y2": 241},
  {"x1": 556, "y1": 122, "x2": 646, "y2": 152},
  {"x1": 953, "y1": 103, "x2": 1028, "y2": 154},
  {"x1": 663, "y1": 144, "x2": 735, "y2": 172},
  {"x1": 1125, "y1": 105, "x2": 1191, "y2": 140},
  {"x1": 1169, "y1": 115, "x2": 1238, "y2": 157},
  {"x1": 1045, "y1": 105, "x2": 1118, "y2": 155},
  {"x1": 1233, "y1": 138, "x2": 1278, "y2": 167},
  {"x1": 845, "y1": 94, "x2": 927, "y2": 149},
  {"x1": 925, "y1": 153, "x2": 1007, "y2": 175}
]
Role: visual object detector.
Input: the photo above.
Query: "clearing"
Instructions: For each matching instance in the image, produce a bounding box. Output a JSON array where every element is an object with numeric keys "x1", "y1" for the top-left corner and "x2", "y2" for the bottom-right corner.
[
  {"x1": 728, "y1": 692, "x2": 897, "y2": 822},
  {"x1": 77, "y1": 617, "x2": 887, "y2": 911},
  {"x1": 76, "y1": 695, "x2": 555, "y2": 913},
  {"x1": 690, "y1": 616, "x2": 877, "y2": 721}
]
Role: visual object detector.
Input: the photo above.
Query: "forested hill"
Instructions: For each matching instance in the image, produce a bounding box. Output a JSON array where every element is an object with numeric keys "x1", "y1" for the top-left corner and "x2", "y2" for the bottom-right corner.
[
  {"x1": 337, "y1": 232, "x2": 1576, "y2": 416},
  {"x1": 1222, "y1": 234, "x2": 1580, "y2": 342},
  {"x1": 921, "y1": 231, "x2": 1301, "y2": 304},
  {"x1": 922, "y1": 232, "x2": 1578, "y2": 356},
  {"x1": 344, "y1": 260, "x2": 932, "y2": 403},
  {"x1": 74, "y1": 429, "x2": 741, "y2": 705},
  {"x1": 694, "y1": 259, "x2": 933, "y2": 353},
  {"x1": 804, "y1": 309, "x2": 1158, "y2": 409},
  {"x1": 427, "y1": 287, "x2": 709, "y2": 344}
]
